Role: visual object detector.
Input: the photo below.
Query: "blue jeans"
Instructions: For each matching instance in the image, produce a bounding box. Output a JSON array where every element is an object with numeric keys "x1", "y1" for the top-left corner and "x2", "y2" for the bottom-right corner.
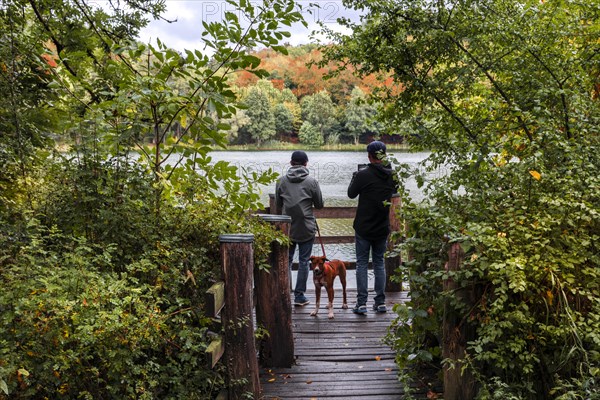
[
  {"x1": 289, "y1": 238, "x2": 314, "y2": 299},
  {"x1": 355, "y1": 233, "x2": 387, "y2": 306}
]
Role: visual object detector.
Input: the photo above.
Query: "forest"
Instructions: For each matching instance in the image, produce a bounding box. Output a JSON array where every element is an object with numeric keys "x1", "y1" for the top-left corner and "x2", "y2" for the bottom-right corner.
[
  {"x1": 1, "y1": 0, "x2": 599, "y2": 399},
  {"x1": 111, "y1": 43, "x2": 401, "y2": 147},
  {"x1": 228, "y1": 45, "x2": 399, "y2": 146}
]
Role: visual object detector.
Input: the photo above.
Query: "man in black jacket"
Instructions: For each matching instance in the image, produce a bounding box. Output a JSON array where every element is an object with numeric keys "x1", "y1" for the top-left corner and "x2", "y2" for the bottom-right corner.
[
  {"x1": 347, "y1": 141, "x2": 396, "y2": 314},
  {"x1": 276, "y1": 151, "x2": 324, "y2": 306}
]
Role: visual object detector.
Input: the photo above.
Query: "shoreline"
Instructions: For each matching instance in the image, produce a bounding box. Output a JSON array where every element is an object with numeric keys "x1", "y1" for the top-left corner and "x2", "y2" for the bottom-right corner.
[{"x1": 54, "y1": 142, "x2": 413, "y2": 153}]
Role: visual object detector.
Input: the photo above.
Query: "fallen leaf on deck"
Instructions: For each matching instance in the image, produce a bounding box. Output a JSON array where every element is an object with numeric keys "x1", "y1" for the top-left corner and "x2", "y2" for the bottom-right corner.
[
  {"x1": 375, "y1": 356, "x2": 381, "y2": 361},
  {"x1": 268, "y1": 378, "x2": 276, "y2": 383},
  {"x1": 385, "y1": 368, "x2": 393, "y2": 372},
  {"x1": 427, "y1": 390, "x2": 439, "y2": 399},
  {"x1": 306, "y1": 380, "x2": 313, "y2": 384}
]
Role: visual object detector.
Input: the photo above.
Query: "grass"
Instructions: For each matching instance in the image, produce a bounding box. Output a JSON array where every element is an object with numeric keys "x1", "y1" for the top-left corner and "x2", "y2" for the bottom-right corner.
[
  {"x1": 223, "y1": 141, "x2": 411, "y2": 152},
  {"x1": 55, "y1": 140, "x2": 412, "y2": 153}
]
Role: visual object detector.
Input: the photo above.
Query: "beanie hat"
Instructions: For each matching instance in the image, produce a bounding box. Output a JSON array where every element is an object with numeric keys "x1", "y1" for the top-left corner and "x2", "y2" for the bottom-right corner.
[{"x1": 291, "y1": 150, "x2": 309, "y2": 165}]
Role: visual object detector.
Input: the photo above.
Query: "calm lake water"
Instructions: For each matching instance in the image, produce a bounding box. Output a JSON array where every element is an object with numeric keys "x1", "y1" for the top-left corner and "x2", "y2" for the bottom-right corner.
[
  {"x1": 208, "y1": 150, "x2": 430, "y2": 262},
  {"x1": 208, "y1": 150, "x2": 430, "y2": 206}
]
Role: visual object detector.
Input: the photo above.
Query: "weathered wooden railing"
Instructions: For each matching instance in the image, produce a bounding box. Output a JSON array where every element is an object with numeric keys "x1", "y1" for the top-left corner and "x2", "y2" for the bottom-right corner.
[
  {"x1": 268, "y1": 192, "x2": 403, "y2": 292},
  {"x1": 205, "y1": 190, "x2": 477, "y2": 399},
  {"x1": 443, "y1": 242, "x2": 479, "y2": 399},
  {"x1": 205, "y1": 191, "x2": 404, "y2": 398},
  {"x1": 205, "y1": 216, "x2": 295, "y2": 399}
]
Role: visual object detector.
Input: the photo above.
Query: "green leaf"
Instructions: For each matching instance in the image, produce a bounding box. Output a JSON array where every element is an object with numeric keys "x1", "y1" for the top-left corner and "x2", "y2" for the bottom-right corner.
[{"x1": 271, "y1": 45, "x2": 288, "y2": 55}]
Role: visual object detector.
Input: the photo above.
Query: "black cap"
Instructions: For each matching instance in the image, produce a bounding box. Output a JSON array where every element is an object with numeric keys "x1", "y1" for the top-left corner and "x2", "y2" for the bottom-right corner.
[
  {"x1": 367, "y1": 141, "x2": 386, "y2": 154},
  {"x1": 291, "y1": 150, "x2": 308, "y2": 165}
]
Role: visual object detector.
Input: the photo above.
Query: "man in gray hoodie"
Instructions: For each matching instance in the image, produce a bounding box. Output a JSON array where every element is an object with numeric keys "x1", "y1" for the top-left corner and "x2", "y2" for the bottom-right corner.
[{"x1": 275, "y1": 151, "x2": 324, "y2": 306}]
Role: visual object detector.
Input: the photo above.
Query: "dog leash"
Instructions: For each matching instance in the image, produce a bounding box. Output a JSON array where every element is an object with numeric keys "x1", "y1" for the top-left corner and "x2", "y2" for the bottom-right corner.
[{"x1": 315, "y1": 220, "x2": 327, "y2": 259}]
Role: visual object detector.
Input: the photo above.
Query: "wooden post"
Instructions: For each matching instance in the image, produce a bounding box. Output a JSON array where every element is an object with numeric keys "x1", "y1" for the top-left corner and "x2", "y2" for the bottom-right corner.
[
  {"x1": 219, "y1": 234, "x2": 260, "y2": 400},
  {"x1": 255, "y1": 214, "x2": 294, "y2": 367},
  {"x1": 385, "y1": 193, "x2": 403, "y2": 292},
  {"x1": 270, "y1": 194, "x2": 295, "y2": 289},
  {"x1": 269, "y1": 193, "x2": 280, "y2": 215},
  {"x1": 442, "y1": 242, "x2": 477, "y2": 400}
]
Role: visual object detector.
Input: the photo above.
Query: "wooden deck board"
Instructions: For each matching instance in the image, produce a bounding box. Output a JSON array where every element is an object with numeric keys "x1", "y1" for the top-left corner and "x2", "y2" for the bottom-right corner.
[{"x1": 260, "y1": 290, "x2": 436, "y2": 399}]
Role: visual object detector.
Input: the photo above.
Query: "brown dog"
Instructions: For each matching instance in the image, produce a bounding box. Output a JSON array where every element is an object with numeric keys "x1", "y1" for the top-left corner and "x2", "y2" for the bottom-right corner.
[{"x1": 309, "y1": 256, "x2": 348, "y2": 319}]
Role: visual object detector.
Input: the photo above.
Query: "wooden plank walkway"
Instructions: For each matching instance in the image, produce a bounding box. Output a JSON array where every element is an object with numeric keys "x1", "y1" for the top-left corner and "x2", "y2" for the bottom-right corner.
[{"x1": 259, "y1": 290, "x2": 435, "y2": 400}]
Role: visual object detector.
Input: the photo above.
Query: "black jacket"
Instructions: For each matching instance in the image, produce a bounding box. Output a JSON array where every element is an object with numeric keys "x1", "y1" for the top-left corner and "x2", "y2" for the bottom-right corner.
[{"x1": 347, "y1": 163, "x2": 397, "y2": 241}]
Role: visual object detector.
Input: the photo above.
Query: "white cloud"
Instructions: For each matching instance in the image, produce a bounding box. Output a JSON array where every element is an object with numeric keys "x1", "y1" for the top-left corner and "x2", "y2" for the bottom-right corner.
[{"x1": 136, "y1": 0, "x2": 360, "y2": 52}]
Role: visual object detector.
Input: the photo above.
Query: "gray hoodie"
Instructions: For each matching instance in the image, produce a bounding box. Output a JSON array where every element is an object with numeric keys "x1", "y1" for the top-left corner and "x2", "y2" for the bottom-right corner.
[{"x1": 275, "y1": 166, "x2": 324, "y2": 243}]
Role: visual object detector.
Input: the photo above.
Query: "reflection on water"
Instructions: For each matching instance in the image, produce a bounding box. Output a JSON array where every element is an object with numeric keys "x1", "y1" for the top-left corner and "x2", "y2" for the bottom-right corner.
[{"x1": 208, "y1": 150, "x2": 430, "y2": 261}]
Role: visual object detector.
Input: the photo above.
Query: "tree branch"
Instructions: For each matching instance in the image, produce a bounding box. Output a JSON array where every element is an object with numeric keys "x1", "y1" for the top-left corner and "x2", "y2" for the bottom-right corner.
[
  {"x1": 526, "y1": 49, "x2": 572, "y2": 139},
  {"x1": 27, "y1": 0, "x2": 100, "y2": 104},
  {"x1": 451, "y1": 37, "x2": 533, "y2": 142}
]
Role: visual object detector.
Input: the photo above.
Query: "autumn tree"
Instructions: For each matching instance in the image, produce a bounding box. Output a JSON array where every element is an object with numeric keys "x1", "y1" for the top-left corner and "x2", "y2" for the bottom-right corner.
[
  {"x1": 238, "y1": 45, "x2": 389, "y2": 103},
  {"x1": 280, "y1": 87, "x2": 298, "y2": 103},
  {"x1": 280, "y1": 88, "x2": 302, "y2": 132},
  {"x1": 254, "y1": 78, "x2": 281, "y2": 105}
]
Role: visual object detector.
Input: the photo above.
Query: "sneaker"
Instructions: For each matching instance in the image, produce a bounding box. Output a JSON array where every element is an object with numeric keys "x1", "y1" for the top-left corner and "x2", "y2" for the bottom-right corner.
[
  {"x1": 294, "y1": 295, "x2": 310, "y2": 306},
  {"x1": 352, "y1": 304, "x2": 368, "y2": 314},
  {"x1": 373, "y1": 304, "x2": 387, "y2": 313}
]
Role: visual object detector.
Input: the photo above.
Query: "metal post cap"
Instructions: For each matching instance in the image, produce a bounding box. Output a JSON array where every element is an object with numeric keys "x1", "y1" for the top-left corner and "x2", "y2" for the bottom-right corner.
[
  {"x1": 255, "y1": 214, "x2": 292, "y2": 223},
  {"x1": 218, "y1": 234, "x2": 255, "y2": 243}
]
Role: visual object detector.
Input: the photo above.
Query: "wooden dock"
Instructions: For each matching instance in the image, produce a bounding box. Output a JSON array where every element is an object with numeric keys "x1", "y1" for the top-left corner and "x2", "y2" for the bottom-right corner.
[{"x1": 259, "y1": 290, "x2": 436, "y2": 399}]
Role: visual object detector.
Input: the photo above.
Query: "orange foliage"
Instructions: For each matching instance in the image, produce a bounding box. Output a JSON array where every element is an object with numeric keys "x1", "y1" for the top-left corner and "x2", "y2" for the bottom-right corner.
[
  {"x1": 233, "y1": 45, "x2": 394, "y2": 104},
  {"x1": 270, "y1": 78, "x2": 284, "y2": 90},
  {"x1": 236, "y1": 70, "x2": 259, "y2": 87},
  {"x1": 41, "y1": 53, "x2": 58, "y2": 68}
]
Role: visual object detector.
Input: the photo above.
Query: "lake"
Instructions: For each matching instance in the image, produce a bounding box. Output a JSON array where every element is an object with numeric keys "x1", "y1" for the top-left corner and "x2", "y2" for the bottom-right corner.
[
  {"x1": 208, "y1": 150, "x2": 430, "y2": 262},
  {"x1": 208, "y1": 150, "x2": 430, "y2": 206}
]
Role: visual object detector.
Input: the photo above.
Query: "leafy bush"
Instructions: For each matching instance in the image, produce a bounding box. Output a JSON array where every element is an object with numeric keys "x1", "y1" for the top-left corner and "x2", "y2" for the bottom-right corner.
[
  {"x1": 321, "y1": 0, "x2": 600, "y2": 397},
  {"x1": 0, "y1": 151, "x2": 283, "y2": 398},
  {"x1": 0, "y1": 222, "x2": 218, "y2": 399},
  {"x1": 0, "y1": 0, "x2": 304, "y2": 398}
]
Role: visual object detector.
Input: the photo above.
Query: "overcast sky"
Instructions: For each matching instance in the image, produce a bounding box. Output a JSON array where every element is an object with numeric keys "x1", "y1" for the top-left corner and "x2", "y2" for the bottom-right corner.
[{"x1": 136, "y1": 0, "x2": 360, "y2": 52}]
